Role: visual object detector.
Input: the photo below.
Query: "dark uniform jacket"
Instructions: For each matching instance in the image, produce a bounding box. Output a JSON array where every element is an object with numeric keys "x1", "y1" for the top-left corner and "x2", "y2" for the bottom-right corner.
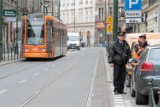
[{"x1": 108, "y1": 39, "x2": 131, "y2": 65}]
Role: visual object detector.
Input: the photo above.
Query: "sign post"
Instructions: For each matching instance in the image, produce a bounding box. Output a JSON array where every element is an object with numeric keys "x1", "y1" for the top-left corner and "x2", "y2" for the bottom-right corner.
[
  {"x1": 125, "y1": 0, "x2": 142, "y2": 24},
  {"x1": 0, "y1": 1, "x2": 3, "y2": 62}
]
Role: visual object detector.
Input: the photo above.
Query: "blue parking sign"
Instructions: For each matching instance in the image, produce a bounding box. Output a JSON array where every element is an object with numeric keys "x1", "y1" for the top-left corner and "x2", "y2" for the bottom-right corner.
[{"x1": 125, "y1": 0, "x2": 142, "y2": 11}]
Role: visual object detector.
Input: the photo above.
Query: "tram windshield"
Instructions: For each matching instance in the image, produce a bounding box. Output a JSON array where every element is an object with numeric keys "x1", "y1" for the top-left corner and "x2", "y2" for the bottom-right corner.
[{"x1": 26, "y1": 18, "x2": 44, "y2": 45}]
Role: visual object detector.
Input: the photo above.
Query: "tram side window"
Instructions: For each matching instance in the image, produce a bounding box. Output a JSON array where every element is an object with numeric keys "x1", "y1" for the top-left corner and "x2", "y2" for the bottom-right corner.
[
  {"x1": 46, "y1": 21, "x2": 53, "y2": 39},
  {"x1": 22, "y1": 22, "x2": 25, "y2": 44}
]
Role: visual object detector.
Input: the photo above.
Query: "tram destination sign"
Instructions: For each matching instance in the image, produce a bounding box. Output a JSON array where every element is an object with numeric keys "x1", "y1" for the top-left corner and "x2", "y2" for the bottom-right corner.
[{"x1": 3, "y1": 9, "x2": 16, "y2": 17}]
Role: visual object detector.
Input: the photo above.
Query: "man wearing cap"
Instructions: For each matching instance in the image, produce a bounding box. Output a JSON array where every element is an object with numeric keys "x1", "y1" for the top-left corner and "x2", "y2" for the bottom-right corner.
[
  {"x1": 108, "y1": 31, "x2": 131, "y2": 95},
  {"x1": 132, "y1": 34, "x2": 148, "y2": 59}
]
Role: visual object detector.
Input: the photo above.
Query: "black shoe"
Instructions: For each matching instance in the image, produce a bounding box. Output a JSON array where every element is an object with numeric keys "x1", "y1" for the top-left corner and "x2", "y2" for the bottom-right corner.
[
  {"x1": 114, "y1": 91, "x2": 119, "y2": 95},
  {"x1": 119, "y1": 90, "x2": 126, "y2": 94}
]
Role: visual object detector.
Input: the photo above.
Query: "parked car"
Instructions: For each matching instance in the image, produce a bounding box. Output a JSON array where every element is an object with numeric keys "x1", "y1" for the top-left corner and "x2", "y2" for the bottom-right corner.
[
  {"x1": 130, "y1": 45, "x2": 160, "y2": 105},
  {"x1": 125, "y1": 33, "x2": 160, "y2": 87}
]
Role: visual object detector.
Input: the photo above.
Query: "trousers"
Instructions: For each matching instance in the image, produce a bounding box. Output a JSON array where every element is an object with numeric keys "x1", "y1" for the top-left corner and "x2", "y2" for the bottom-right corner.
[{"x1": 113, "y1": 62, "x2": 126, "y2": 92}]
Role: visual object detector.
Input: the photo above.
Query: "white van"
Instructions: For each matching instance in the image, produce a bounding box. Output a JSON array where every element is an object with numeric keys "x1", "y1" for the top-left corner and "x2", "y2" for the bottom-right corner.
[{"x1": 67, "y1": 32, "x2": 81, "y2": 50}]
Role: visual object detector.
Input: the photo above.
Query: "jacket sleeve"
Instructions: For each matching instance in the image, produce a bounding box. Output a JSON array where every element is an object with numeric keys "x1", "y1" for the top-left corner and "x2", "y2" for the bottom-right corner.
[
  {"x1": 108, "y1": 43, "x2": 115, "y2": 63},
  {"x1": 126, "y1": 43, "x2": 131, "y2": 61},
  {"x1": 132, "y1": 44, "x2": 140, "y2": 59}
]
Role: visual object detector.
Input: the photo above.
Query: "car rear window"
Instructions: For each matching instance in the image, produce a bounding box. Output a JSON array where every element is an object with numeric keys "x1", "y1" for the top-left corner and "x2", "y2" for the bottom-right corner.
[{"x1": 148, "y1": 48, "x2": 160, "y2": 61}]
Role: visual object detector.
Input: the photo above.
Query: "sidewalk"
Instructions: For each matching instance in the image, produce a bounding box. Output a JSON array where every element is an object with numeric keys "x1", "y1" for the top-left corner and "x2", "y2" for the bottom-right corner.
[
  {"x1": 102, "y1": 48, "x2": 128, "y2": 107},
  {"x1": 0, "y1": 58, "x2": 24, "y2": 66},
  {"x1": 102, "y1": 48, "x2": 148, "y2": 107}
]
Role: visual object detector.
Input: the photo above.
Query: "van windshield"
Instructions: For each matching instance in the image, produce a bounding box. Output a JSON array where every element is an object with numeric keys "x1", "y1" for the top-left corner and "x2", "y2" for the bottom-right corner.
[{"x1": 68, "y1": 36, "x2": 79, "y2": 41}]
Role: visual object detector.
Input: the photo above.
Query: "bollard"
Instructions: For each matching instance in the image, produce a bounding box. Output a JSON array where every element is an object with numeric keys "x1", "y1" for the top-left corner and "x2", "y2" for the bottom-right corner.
[
  {"x1": 149, "y1": 79, "x2": 153, "y2": 107},
  {"x1": 157, "y1": 91, "x2": 160, "y2": 107},
  {"x1": 149, "y1": 79, "x2": 157, "y2": 107}
]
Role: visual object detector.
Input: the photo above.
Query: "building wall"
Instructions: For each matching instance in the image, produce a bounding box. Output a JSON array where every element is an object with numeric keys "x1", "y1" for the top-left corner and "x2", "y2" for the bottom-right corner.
[
  {"x1": 134, "y1": 0, "x2": 159, "y2": 33},
  {"x1": 95, "y1": 0, "x2": 125, "y2": 46},
  {"x1": 60, "y1": 0, "x2": 96, "y2": 46},
  {"x1": 147, "y1": 3, "x2": 158, "y2": 32}
]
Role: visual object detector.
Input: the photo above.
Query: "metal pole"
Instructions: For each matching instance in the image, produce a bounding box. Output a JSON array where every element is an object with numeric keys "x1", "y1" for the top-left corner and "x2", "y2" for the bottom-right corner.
[
  {"x1": 104, "y1": 0, "x2": 106, "y2": 46},
  {"x1": 158, "y1": 0, "x2": 160, "y2": 32},
  {"x1": 132, "y1": 24, "x2": 134, "y2": 33},
  {"x1": 32, "y1": 0, "x2": 34, "y2": 13},
  {"x1": 74, "y1": 0, "x2": 75, "y2": 32},
  {"x1": 52, "y1": 0, "x2": 54, "y2": 16},
  {"x1": 16, "y1": 0, "x2": 19, "y2": 57},
  {"x1": 58, "y1": 0, "x2": 60, "y2": 19},
  {"x1": 25, "y1": 0, "x2": 28, "y2": 6},
  {"x1": 113, "y1": 0, "x2": 118, "y2": 41},
  {"x1": 0, "y1": 0, "x2": 3, "y2": 62},
  {"x1": 43, "y1": 0, "x2": 45, "y2": 15}
]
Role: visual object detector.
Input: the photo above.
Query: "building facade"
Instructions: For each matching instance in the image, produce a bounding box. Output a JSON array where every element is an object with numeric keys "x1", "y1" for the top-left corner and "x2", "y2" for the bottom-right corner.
[
  {"x1": 44, "y1": 0, "x2": 59, "y2": 18},
  {"x1": 128, "y1": 0, "x2": 159, "y2": 33},
  {"x1": 60, "y1": 0, "x2": 96, "y2": 46},
  {"x1": 95, "y1": 0, "x2": 125, "y2": 46}
]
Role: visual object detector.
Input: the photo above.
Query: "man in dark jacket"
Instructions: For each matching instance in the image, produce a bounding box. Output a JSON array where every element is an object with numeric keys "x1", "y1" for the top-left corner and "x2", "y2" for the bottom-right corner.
[{"x1": 108, "y1": 31, "x2": 131, "y2": 95}]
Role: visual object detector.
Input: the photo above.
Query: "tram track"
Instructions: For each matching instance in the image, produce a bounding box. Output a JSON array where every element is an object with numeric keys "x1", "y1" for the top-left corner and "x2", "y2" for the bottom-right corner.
[
  {"x1": 0, "y1": 60, "x2": 47, "y2": 80},
  {"x1": 19, "y1": 51, "x2": 86, "y2": 107}
]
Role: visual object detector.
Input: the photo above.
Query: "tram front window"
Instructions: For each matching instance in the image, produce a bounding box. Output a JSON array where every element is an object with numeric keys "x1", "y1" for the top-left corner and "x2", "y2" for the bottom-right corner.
[{"x1": 26, "y1": 19, "x2": 44, "y2": 45}]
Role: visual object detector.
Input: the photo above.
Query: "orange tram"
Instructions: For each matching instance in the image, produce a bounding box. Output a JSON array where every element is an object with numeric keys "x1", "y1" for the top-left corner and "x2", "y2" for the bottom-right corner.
[{"x1": 22, "y1": 14, "x2": 67, "y2": 59}]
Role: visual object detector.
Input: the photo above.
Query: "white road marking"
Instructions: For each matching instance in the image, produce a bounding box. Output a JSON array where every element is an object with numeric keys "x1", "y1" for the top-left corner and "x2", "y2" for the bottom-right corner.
[
  {"x1": 0, "y1": 89, "x2": 7, "y2": 95},
  {"x1": 114, "y1": 104, "x2": 125, "y2": 107},
  {"x1": 114, "y1": 99, "x2": 123, "y2": 102},
  {"x1": 52, "y1": 65, "x2": 55, "y2": 67},
  {"x1": 110, "y1": 84, "x2": 126, "y2": 107},
  {"x1": 124, "y1": 100, "x2": 132, "y2": 107},
  {"x1": 33, "y1": 73, "x2": 39, "y2": 76},
  {"x1": 19, "y1": 79, "x2": 27, "y2": 84},
  {"x1": 86, "y1": 52, "x2": 99, "y2": 107},
  {"x1": 114, "y1": 102, "x2": 124, "y2": 104},
  {"x1": 57, "y1": 62, "x2": 61, "y2": 64},
  {"x1": 114, "y1": 96, "x2": 122, "y2": 99},
  {"x1": 44, "y1": 68, "x2": 48, "y2": 70}
]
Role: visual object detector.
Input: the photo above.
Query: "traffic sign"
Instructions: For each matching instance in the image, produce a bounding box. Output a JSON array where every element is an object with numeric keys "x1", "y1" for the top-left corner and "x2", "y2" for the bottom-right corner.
[
  {"x1": 125, "y1": 11, "x2": 141, "y2": 17},
  {"x1": 126, "y1": 18, "x2": 141, "y2": 23},
  {"x1": 4, "y1": 17, "x2": 16, "y2": 22},
  {"x1": 106, "y1": 16, "x2": 113, "y2": 24},
  {"x1": 3, "y1": 9, "x2": 16, "y2": 17},
  {"x1": 106, "y1": 24, "x2": 113, "y2": 32},
  {"x1": 125, "y1": 0, "x2": 142, "y2": 11},
  {"x1": 96, "y1": 21, "x2": 105, "y2": 30}
]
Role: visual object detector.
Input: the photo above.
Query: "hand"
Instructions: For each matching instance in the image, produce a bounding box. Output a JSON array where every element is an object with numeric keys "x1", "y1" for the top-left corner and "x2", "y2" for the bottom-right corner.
[{"x1": 110, "y1": 63, "x2": 114, "y2": 67}]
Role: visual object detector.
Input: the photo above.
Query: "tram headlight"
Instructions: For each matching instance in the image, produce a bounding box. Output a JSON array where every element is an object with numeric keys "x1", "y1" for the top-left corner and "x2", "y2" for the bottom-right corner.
[
  {"x1": 40, "y1": 48, "x2": 46, "y2": 52},
  {"x1": 25, "y1": 48, "x2": 30, "y2": 52}
]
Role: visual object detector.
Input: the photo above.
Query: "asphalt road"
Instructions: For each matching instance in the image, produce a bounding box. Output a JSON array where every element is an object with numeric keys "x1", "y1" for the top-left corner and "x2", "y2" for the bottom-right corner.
[
  {"x1": 0, "y1": 47, "x2": 150, "y2": 107},
  {"x1": 0, "y1": 47, "x2": 110, "y2": 107}
]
